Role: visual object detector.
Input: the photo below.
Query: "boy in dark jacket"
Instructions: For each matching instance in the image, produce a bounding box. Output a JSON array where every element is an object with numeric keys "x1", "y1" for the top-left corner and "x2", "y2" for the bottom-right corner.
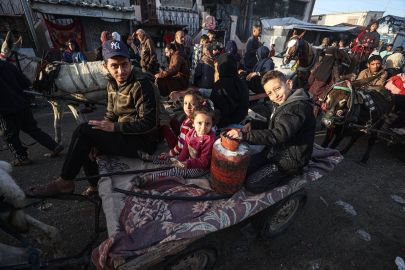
[{"x1": 227, "y1": 70, "x2": 316, "y2": 193}]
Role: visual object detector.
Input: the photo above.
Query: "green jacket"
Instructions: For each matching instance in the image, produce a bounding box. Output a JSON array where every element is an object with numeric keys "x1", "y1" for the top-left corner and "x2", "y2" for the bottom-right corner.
[{"x1": 105, "y1": 67, "x2": 160, "y2": 141}]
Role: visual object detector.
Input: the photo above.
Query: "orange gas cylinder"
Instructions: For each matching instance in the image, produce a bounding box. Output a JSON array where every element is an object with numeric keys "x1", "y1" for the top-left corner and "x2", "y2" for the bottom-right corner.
[{"x1": 210, "y1": 129, "x2": 251, "y2": 194}]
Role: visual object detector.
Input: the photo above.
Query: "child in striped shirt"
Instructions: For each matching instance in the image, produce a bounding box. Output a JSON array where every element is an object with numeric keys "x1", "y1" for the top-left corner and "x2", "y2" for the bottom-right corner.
[
  {"x1": 134, "y1": 103, "x2": 220, "y2": 186},
  {"x1": 138, "y1": 90, "x2": 203, "y2": 163}
]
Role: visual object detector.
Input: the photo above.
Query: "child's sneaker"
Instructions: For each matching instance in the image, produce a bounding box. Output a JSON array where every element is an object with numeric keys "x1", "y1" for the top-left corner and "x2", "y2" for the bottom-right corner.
[
  {"x1": 132, "y1": 174, "x2": 151, "y2": 187},
  {"x1": 137, "y1": 150, "x2": 152, "y2": 162}
]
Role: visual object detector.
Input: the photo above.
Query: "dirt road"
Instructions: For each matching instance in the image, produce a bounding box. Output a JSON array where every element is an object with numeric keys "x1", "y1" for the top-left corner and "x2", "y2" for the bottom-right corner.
[{"x1": 1, "y1": 101, "x2": 405, "y2": 270}]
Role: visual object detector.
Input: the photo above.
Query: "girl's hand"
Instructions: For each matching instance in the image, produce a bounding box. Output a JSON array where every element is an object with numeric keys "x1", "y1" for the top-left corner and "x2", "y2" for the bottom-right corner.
[
  {"x1": 159, "y1": 152, "x2": 170, "y2": 158},
  {"x1": 242, "y1": 122, "x2": 251, "y2": 132},
  {"x1": 171, "y1": 158, "x2": 187, "y2": 170},
  {"x1": 178, "y1": 161, "x2": 188, "y2": 170},
  {"x1": 227, "y1": 129, "x2": 242, "y2": 140}
]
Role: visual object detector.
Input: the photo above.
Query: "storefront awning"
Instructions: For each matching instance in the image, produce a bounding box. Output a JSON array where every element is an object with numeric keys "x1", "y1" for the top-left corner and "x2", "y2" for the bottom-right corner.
[{"x1": 30, "y1": 0, "x2": 136, "y2": 20}]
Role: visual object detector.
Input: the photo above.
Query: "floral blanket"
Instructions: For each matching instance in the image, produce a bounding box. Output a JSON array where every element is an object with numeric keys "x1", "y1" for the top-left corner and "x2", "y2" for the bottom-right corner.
[{"x1": 92, "y1": 147, "x2": 342, "y2": 270}]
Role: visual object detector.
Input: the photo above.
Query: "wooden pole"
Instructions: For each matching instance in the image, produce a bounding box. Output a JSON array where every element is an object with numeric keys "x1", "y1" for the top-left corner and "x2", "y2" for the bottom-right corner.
[{"x1": 20, "y1": 0, "x2": 41, "y2": 56}]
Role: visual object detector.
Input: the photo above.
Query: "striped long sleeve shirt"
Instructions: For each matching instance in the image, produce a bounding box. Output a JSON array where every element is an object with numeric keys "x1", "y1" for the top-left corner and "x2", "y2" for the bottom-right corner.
[{"x1": 170, "y1": 118, "x2": 193, "y2": 156}]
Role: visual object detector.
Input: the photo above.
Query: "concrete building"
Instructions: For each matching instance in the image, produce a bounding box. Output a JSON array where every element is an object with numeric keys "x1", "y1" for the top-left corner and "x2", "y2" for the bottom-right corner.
[{"x1": 311, "y1": 11, "x2": 384, "y2": 26}]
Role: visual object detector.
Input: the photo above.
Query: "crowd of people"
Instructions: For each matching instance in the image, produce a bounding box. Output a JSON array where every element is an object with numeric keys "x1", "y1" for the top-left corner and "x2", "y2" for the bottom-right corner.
[
  {"x1": 307, "y1": 21, "x2": 405, "y2": 133},
  {"x1": 2, "y1": 24, "x2": 313, "y2": 197},
  {"x1": 2, "y1": 20, "x2": 405, "y2": 198}
]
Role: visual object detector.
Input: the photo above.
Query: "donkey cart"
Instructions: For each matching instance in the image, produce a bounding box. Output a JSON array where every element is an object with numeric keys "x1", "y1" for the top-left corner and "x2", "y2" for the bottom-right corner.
[{"x1": 0, "y1": 146, "x2": 341, "y2": 270}]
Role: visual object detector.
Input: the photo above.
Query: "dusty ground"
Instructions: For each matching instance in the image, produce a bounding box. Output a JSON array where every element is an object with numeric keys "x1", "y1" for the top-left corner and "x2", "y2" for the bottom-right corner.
[{"x1": 1, "y1": 99, "x2": 405, "y2": 270}]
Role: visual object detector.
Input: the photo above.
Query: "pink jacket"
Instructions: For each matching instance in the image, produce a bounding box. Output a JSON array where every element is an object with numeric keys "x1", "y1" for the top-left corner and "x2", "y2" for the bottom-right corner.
[{"x1": 177, "y1": 128, "x2": 217, "y2": 170}]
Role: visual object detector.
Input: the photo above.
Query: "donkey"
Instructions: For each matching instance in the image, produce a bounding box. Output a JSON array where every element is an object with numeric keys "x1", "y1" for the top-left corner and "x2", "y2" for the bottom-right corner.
[
  {"x1": 0, "y1": 161, "x2": 65, "y2": 267},
  {"x1": 0, "y1": 31, "x2": 109, "y2": 143},
  {"x1": 319, "y1": 74, "x2": 394, "y2": 164},
  {"x1": 284, "y1": 30, "x2": 356, "y2": 87}
]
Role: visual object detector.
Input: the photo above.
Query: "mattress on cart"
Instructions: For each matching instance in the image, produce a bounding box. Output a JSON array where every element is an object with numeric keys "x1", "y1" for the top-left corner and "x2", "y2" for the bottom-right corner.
[{"x1": 92, "y1": 147, "x2": 342, "y2": 270}]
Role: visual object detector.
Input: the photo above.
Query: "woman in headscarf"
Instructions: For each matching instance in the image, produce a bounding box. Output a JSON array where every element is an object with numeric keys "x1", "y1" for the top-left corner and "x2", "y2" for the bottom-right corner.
[
  {"x1": 210, "y1": 53, "x2": 249, "y2": 128},
  {"x1": 68, "y1": 38, "x2": 87, "y2": 63},
  {"x1": 245, "y1": 46, "x2": 275, "y2": 94},
  {"x1": 308, "y1": 46, "x2": 341, "y2": 117},
  {"x1": 112, "y1": 32, "x2": 121, "y2": 41},
  {"x1": 121, "y1": 33, "x2": 142, "y2": 69},
  {"x1": 355, "y1": 22, "x2": 380, "y2": 71},
  {"x1": 194, "y1": 44, "x2": 216, "y2": 89},
  {"x1": 225, "y1": 40, "x2": 244, "y2": 71},
  {"x1": 94, "y1": 31, "x2": 111, "y2": 61}
]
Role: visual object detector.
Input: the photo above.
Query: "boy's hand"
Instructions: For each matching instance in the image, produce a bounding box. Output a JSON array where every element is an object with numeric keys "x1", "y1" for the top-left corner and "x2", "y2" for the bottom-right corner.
[
  {"x1": 227, "y1": 129, "x2": 242, "y2": 140},
  {"x1": 89, "y1": 120, "x2": 114, "y2": 132},
  {"x1": 242, "y1": 122, "x2": 251, "y2": 132}
]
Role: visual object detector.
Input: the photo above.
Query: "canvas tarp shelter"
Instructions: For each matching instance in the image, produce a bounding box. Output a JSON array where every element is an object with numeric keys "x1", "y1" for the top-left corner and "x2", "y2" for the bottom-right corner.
[
  {"x1": 260, "y1": 17, "x2": 361, "y2": 54},
  {"x1": 378, "y1": 15, "x2": 405, "y2": 50}
]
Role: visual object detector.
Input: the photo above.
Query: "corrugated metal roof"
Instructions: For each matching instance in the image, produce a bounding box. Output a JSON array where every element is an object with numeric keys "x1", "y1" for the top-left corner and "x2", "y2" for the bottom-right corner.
[{"x1": 30, "y1": 0, "x2": 134, "y2": 12}]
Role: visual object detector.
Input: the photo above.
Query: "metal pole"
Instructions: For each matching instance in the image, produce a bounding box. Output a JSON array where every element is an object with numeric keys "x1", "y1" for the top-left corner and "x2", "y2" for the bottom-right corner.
[{"x1": 19, "y1": 0, "x2": 41, "y2": 56}]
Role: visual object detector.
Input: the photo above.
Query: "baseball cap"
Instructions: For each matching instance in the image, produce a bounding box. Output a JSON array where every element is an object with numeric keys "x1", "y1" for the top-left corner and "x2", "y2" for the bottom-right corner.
[
  {"x1": 212, "y1": 45, "x2": 220, "y2": 50},
  {"x1": 102, "y1": 40, "x2": 130, "y2": 59}
]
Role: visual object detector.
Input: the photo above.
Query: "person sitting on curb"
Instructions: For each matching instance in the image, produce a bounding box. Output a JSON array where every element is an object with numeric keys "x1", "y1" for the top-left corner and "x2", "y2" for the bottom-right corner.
[
  {"x1": 0, "y1": 60, "x2": 64, "y2": 166},
  {"x1": 25, "y1": 39, "x2": 160, "y2": 197}
]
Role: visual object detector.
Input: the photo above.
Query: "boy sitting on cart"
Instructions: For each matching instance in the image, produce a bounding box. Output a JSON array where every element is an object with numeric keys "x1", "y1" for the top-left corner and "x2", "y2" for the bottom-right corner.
[{"x1": 227, "y1": 70, "x2": 316, "y2": 193}]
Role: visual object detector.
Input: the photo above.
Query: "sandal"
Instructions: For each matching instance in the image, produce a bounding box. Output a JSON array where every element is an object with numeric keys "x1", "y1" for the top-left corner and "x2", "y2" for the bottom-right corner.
[
  {"x1": 81, "y1": 187, "x2": 98, "y2": 196},
  {"x1": 49, "y1": 143, "x2": 64, "y2": 158},
  {"x1": 11, "y1": 158, "x2": 33, "y2": 167},
  {"x1": 137, "y1": 150, "x2": 152, "y2": 162},
  {"x1": 25, "y1": 180, "x2": 74, "y2": 198}
]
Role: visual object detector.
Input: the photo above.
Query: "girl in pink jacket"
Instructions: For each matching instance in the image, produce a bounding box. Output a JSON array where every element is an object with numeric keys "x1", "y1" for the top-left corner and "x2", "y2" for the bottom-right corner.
[
  {"x1": 134, "y1": 103, "x2": 219, "y2": 186},
  {"x1": 138, "y1": 90, "x2": 203, "y2": 163}
]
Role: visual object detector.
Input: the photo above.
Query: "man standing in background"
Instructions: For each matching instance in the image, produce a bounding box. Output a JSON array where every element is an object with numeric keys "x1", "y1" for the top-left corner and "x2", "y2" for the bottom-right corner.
[
  {"x1": 244, "y1": 25, "x2": 261, "y2": 72},
  {"x1": 136, "y1": 29, "x2": 157, "y2": 73}
]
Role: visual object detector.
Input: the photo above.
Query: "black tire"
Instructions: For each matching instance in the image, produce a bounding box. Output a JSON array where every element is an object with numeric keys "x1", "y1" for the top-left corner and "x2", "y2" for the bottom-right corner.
[
  {"x1": 252, "y1": 189, "x2": 307, "y2": 239},
  {"x1": 249, "y1": 103, "x2": 271, "y2": 120},
  {"x1": 158, "y1": 241, "x2": 218, "y2": 270},
  {"x1": 177, "y1": 112, "x2": 187, "y2": 123}
]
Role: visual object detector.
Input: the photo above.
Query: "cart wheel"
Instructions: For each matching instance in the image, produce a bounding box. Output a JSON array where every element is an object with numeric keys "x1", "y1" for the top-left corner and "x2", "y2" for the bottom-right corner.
[
  {"x1": 177, "y1": 112, "x2": 187, "y2": 123},
  {"x1": 159, "y1": 243, "x2": 218, "y2": 270},
  {"x1": 249, "y1": 104, "x2": 271, "y2": 120},
  {"x1": 253, "y1": 189, "x2": 307, "y2": 239}
]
